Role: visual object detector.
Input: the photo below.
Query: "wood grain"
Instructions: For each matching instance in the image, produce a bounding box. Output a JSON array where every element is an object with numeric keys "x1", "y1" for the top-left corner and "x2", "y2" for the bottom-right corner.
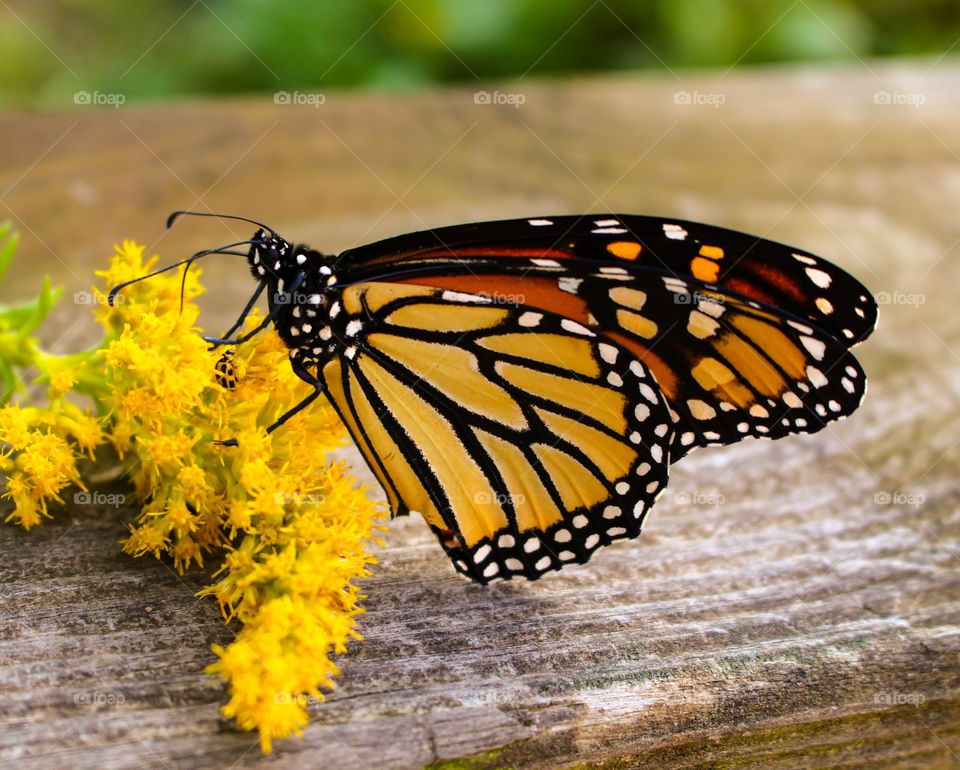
[{"x1": 1, "y1": 63, "x2": 959, "y2": 768}]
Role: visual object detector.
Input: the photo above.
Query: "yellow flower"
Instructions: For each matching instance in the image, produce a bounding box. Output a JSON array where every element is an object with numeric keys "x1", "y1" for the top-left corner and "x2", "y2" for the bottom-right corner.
[
  {"x1": 2, "y1": 428, "x2": 83, "y2": 528},
  {"x1": 0, "y1": 404, "x2": 41, "y2": 450},
  {"x1": 2, "y1": 235, "x2": 384, "y2": 753},
  {"x1": 49, "y1": 402, "x2": 103, "y2": 457},
  {"x1": 48, "y1": 368, "x2": 76, "y2": 399}
]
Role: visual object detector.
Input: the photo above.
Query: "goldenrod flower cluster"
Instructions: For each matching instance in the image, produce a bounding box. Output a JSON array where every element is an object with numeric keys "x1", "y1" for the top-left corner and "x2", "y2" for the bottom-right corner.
[{"x1": 0, "y1": 228, "x2": 383, "y2": 753}]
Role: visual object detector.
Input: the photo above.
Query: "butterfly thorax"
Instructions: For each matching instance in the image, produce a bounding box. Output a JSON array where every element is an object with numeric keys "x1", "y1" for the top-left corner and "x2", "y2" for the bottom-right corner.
[{"x1": 248, "y1": 230, "x2": 340, "y2": 362}]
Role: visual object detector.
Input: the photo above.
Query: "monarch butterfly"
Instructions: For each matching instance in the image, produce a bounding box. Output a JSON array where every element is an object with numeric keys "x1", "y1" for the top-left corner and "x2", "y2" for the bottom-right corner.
[{"x1": 110, "y1": 212, "x2": 877, "y2": 584}]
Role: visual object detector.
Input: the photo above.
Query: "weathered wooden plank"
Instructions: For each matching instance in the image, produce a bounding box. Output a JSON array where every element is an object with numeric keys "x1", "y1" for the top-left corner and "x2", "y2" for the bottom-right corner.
[{"x1": 1, "y1": 64, "x2": 958, "y2": 768}]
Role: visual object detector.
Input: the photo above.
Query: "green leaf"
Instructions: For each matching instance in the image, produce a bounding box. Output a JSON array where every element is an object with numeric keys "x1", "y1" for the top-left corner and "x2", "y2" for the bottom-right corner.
[
  {"x1": 33, "y1": 277, "x2": 63, "y2": 329},
  {"x1": 0, "y1": 224, "x2": 17, "y2": 282},
  {"x1": 0, "y1": 227, "x2": 63, "y2": 336},
  {"x1": 0, "y1": 357, "x2": 18, "y2": 405}
]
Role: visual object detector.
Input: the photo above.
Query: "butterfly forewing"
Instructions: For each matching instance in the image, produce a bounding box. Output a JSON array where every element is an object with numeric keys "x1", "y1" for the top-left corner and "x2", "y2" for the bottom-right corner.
[
  {"x1": 574, "y1": 273, "x2": 869, "y2": 459},
  {"x1": 338, "y1": 214, "x2": 878, "y2": 347}
]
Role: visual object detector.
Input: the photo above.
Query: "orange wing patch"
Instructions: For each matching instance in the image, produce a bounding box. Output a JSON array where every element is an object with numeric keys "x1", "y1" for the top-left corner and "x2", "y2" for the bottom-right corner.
[{"x1": 607, "y1": 241, "x2": 643, "y2": 260}]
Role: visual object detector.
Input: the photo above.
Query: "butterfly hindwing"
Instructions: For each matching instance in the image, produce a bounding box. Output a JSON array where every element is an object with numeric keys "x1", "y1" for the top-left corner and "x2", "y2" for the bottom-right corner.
[{"x1": 318, "y1": 282, "x2": 673, "y2": 583}]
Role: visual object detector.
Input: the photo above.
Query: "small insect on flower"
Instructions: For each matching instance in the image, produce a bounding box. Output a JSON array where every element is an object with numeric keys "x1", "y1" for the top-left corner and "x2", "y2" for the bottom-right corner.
[
  {"x1": 214, "y1": 349, "x2": 238, "y2": 390},
  {"x1": 110, "y1": 210, "x2": 878, "y2": 585}
]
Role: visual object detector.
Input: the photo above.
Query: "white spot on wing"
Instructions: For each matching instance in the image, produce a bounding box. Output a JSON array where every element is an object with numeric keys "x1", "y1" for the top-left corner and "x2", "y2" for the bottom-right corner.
[
  {"x1": 560, "y1": 319, "x2": 595, "y2": 336},
  {"x1": 805, "y1": 267, "x2": 832, "y2": 288},
  {"x1": 443, "y1": 290, "x2": 491, "y2": 304},
  {"x1": 607, "y1": 527, "x2": 626, "y2": 536},
  {"x1": 519, "y1": 312, "x2": 542, "y2": 327},
  {"x1": 800, "y1": 335, "x2": 826, "y2": 361},
  {"x1": 599, "y1": 343, "x2": 618, "y2": 364},
  {"x1": 698, "y1": 299, "x2": 725, "y2": 318},
  {"x1": 639, "y1": 382, "x2": 658, "y2": 404},
  {"x1": 558, "y1": 276, "x2": 582, "y2": 294}
]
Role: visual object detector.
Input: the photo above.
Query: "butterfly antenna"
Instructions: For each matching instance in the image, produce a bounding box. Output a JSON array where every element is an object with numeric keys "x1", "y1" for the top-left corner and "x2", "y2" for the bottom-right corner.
[
  {"x1": 108, "y1": 241, "x2": 253, "y2": 307},
  {"x1": 166, "y1": 210, "x2": 278, "y2": 237},
  {"x1": 178, "y1": 246, "x2": 253, "y2": 311}
]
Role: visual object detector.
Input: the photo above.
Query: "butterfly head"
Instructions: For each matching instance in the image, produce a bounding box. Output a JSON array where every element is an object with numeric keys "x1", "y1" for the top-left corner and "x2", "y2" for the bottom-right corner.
[
  {"x1": 244, "y1": 228, "x2": 341, "y2": 351},
  {"x1": 248, "y1": 228, "x2": 334, "y2": 293},
  {"x1": 248, "y1": 228, "x2": 297, "y2": 281}
]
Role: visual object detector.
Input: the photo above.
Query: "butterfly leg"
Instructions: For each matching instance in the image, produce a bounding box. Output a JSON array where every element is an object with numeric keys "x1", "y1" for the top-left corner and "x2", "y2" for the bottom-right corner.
[
  {"x1": 204, "y1": 315, "x2": 271, "y2": 347},
  {"x1": 204, "y1": 272, "x2": 305, "y2": 347},
  {"x1": 264, "y1": 361, "x2": 324, "y2": 435},
  {"x1": 208, "y1": 281, "x2": 266, "y2": 350},
  {"x1": 215, "y1": 359, "x2": 322, "y2": 447}
]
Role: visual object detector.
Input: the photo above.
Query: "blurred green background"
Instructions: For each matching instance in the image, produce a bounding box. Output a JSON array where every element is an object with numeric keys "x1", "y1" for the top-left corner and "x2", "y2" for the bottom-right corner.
[{"x1": 0, "y1": 0, "x2": 957, "y2": 106}]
